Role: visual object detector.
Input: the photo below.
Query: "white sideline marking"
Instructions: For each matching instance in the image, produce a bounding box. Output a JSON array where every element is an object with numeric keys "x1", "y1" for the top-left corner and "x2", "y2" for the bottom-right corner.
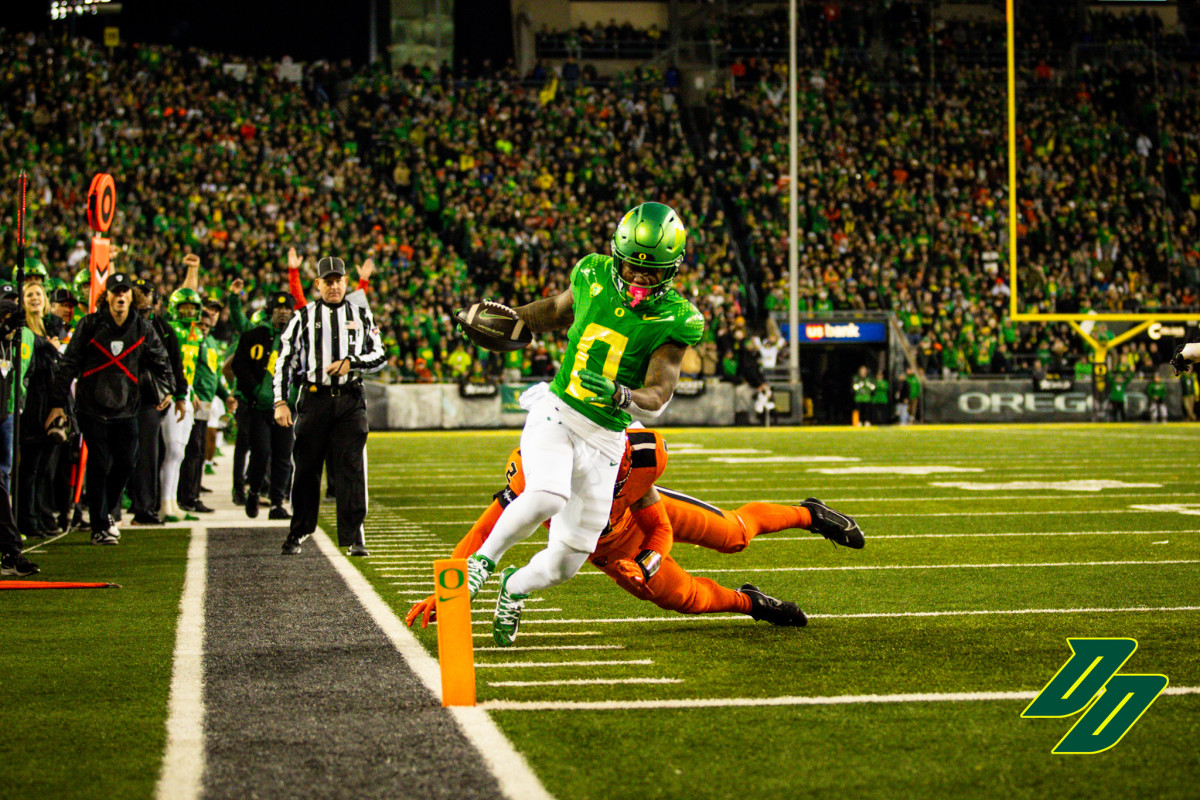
[
  {"x1": 312, "y1": 529, "x2": 554, "y2": 800},
  {"x1": 489, "y1": 678, "x2": 682, "y2": 688},
  {"x1": 475, "y1": 645, "x2": 625, "y2": 653},
  {"x1": 479, "y1": 686, "x2": 1200, "y2": 713},
  {"x1": 155, "y1": 527, "x2": 207, "y2": 800},
  {"x1": 470, "y1": 605, "x2": 1200, "y2": 626},
  {"x1": 475, "y1": 659, "x2": 653, "y2": 669}
]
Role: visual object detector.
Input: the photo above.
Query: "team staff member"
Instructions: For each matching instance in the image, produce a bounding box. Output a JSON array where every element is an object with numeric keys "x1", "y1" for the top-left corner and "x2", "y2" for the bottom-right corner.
[
  {"x1": 128, "y1": 278, "x2": 187, "y2": 525},
  {"x1": 229, "y1": 291, "x2": 296, "y2": 520},
  {"x1": 274, "y1": 256, "x2": 385, "y2": 556},
  {"x1": 46, "y1": 274, "x2": 183, "y2": 545}
]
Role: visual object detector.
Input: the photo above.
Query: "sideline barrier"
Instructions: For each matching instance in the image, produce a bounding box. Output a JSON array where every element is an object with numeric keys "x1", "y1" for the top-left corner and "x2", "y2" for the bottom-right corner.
[
  {"x1": 363, "y1": 381, "x2": 737, "y2": 430},
  {"x1": 924, "y1": 378, "x2": 1182, "y2": 423}
]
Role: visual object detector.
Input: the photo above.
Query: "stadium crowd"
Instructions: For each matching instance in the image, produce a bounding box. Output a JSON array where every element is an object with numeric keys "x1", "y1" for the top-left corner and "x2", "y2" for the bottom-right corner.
[{"x1": 2, "y1": 2, "x2": 1199, "y2": 573}]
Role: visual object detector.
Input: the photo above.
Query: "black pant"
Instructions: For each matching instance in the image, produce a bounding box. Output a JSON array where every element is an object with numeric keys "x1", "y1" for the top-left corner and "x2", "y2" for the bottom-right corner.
[
  {"x1": 127, "y1": 405, "x2": 162, "y2": 516},
  {"x1": 178, "y1": 417, "x2": 208, "y2": 506},
  {"x1": 17, "y1": 437, "x2": 55, "y2": 534},
  {"x1": 233, "y1": 403, "x2": 250, "y2": 492},
  {"x1": 77, "y1": 415, "x2": 139, "y2": 534},
  {"x1": 290, "y1": 388, "x2": 367, "y2": 547},
  {"x1": 246, "y1": 408, "x2": 294, "y2": 507},
  {"x1": 0, "y1": 481, "x2": 23, "y2": 558}
]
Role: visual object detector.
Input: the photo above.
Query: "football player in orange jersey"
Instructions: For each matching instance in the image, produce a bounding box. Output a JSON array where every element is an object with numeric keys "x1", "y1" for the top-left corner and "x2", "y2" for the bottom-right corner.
[{"x1": 405, "y1": 429, "x2": 864, "y2": 629}]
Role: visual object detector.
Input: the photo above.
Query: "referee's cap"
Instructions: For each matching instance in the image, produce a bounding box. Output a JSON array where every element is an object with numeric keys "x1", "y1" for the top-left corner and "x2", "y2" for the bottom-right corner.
[
  {"x1": 270, "y1": 291, "x2": 293, "y2": 309},
  {"x1": 317, "y1": 256, "x2": 347, "y2": 279}
]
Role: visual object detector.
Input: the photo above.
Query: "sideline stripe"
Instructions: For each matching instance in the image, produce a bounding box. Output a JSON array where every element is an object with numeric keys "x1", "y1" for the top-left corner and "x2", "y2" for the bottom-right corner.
[
  {"x1": 475, "y1": 645, "x2": 625, "y2": 653},
  {"x1": 467, "y1": 605, "x2": 1200, "y2": 626},
  {"x1": 312, "y1": 528, "x2": 553, "y2": 800},
  {"x1": 155, "y1": 527, "x2": 207, "y2": 800},
  {"x1": 479, "y1": 686, "x2": 1200, "y2": 713}
]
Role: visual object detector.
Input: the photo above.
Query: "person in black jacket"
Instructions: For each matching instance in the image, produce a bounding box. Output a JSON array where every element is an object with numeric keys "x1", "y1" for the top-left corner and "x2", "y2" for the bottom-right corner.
[
  {"x1": 46, "y1": 273, "x2": 184, "y2": 545},
  {"x1": 126, "y1": 277, "x2": 188, "y2": 525},
  {"x1": 228, "y1": 291, "x2": 296, "y2": 519}
]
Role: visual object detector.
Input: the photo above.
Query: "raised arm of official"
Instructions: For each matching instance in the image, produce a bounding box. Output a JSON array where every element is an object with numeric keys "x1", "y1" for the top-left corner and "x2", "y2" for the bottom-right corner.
[{"x1": 514, "y1": 287, "x2": 574, "y2": 334}]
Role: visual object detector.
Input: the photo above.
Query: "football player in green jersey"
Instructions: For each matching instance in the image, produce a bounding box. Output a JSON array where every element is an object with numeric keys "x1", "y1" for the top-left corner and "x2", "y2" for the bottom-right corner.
[
  {"x1": 468, "y1": 202, "x2": 706, "y2": 646},
  {"x1": 159, "y1": 254, "x2": 205, "y2": 522}
]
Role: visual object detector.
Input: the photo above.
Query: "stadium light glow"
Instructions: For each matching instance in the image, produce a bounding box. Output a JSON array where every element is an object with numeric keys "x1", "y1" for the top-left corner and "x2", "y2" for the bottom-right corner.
[{"x1": 49, "y1": 0, "x2": 122, "y2": 20}]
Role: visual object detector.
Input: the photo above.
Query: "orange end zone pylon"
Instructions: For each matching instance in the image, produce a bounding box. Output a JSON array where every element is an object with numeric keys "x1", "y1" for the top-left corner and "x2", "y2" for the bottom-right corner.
[{"x1": 433, "y1": 558, "x2": 476, "y2": 707}]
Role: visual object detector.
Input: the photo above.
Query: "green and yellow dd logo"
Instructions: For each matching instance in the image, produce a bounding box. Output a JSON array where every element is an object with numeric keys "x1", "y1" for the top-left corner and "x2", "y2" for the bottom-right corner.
[{"x1": 1022, "y1": 638, "x2": 1167, "y2": 754}]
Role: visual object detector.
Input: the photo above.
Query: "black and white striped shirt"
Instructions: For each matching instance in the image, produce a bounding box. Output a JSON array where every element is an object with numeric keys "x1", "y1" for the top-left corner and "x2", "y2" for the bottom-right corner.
[{"x1": 274, "y1": 299, "x2": 386, "y2": 403}]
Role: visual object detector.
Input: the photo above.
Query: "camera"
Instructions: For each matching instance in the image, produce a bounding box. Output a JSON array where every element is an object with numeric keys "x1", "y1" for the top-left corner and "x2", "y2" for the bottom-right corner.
[{"x1": 0, "y1": 299, "x2": 25, "y2": 338}]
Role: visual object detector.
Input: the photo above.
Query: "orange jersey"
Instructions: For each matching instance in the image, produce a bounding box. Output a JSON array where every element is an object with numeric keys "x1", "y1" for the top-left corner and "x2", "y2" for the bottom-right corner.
[{"x1": 495, "y1": 429, "x2": 669, "y2": 538}]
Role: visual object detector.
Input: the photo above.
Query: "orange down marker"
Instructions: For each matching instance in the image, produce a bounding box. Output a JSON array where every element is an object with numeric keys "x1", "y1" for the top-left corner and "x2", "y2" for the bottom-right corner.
[{"x1": 434, "y1": 559, "x2": 476, "y2": 706}]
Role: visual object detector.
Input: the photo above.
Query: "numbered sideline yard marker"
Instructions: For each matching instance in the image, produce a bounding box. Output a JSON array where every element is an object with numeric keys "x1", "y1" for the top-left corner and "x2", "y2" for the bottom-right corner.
[{"x1": 434, "y1": 559, "x2": 476, "y2": 706}]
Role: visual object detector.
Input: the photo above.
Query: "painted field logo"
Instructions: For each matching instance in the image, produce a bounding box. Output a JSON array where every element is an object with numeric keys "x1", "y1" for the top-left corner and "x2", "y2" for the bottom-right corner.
[{"x1": 1022, "y1": 638, "x2": 1167, "y2": 754}]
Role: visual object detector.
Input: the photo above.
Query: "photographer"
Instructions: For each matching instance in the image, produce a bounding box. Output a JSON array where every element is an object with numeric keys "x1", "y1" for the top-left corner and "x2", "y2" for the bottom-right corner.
[{"x1": 46, "y1": 274, "x2": 183, "y2": 545}]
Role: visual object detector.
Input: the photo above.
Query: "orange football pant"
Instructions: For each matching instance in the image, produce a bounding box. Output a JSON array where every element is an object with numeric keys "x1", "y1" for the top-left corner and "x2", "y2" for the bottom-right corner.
[{"x1": 591, "y1": 492, "x2": 811, "y2": 616}]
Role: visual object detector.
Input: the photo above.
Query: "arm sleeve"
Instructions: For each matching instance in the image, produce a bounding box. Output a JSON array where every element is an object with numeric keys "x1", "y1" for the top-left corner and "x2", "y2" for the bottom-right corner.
[
  {"x1": 50, "y1": 316, "x2": 89, "y2": 408},
  {"x1": 228, "y1": 294, "x2": 252, "y2": 334},
  {"x1": 288, "y1": 267, "x2": 306, "y2": 309},
  {"x1": 449, "y1": 500, "x2": 504, "y2": 558},
  {"x1": 274, "y1": 309, "x2": 304, "y2": 404},
  {"x1": 352, "y1": 307, "x2": 387, "y2": 374},
  {"x1": 631, "y1": 499, "x2": 673, "y2": 557},
  {"x1": 142, "y1": 320, "x2": 176, "y2": 392}
]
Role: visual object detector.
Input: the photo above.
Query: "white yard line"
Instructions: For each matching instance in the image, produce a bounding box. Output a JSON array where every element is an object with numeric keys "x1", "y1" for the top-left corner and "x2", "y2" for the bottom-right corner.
[
  {"x1": 155, "y1": 527, "x2": 207, "y2": 800},
  {"x1": 488, "y1": 678, "x2": 682, "y2": 688},
  {"x1": 472, "y1": 631, "x2": 600, "y2": 638},
  {"x1": 313, "y1": 528, "x2": 554, "y2": 800},
  {"x1": 479, "y1": 686, "x2": 1200, "y2": 713},
  {"x1": 462, "y1": 559, "x2": 1200, "y2": 577},
  {"x1": 682, "y1": 558, "x2": 1200, "y2": 575},
  {"x1": 742, "y1": 529, "x2": 1200, "y2": 543},
  {"x1": 475, "y1": 659, "x2": 654, "y2": 669},
  {"x1": 469, "y1": 605, "x2": 1200, "y2": 626},
  {"x1": 475, "y1": 645, "x2": 625, "y2": 653},
  {"x1": 382, "y1": 496, "x2": 1198, "y2": 512}
]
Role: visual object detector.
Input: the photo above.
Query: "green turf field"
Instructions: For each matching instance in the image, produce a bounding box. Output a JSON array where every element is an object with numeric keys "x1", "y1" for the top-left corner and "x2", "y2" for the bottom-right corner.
[
  {"x1": 3, "y1": 424, "x2": 1198, "y2": 799},
  {"x1": 363, "y1": 424, "x2": 1200, "y2": 800}
]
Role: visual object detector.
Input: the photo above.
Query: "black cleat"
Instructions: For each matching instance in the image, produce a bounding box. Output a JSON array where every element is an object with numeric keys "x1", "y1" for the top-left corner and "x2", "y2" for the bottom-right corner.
[
  {"x1": 268, "y1": 506, "x2": 291, "y2": 520},
  {"x1": 802, "y1": 498, "x2": 865, "y2": 549},
  {"x1": 1, "y1": 553, "x2": 40, "y2": 577},
  {"x1": 740, "y1": 584, "x2": 807, "y2": 627},
  {"x1": 132, "y1": 512, "x2": 164, "y2": 526},
  {"x1": 246, "y1": 492, "x2": 260, "y2": 519},
  {"x1": 281, "y1": 537, "x2": 301, "y2": 555},
  {"x1": 232, "y1": 487, "x2": 247, "y2": 506}
]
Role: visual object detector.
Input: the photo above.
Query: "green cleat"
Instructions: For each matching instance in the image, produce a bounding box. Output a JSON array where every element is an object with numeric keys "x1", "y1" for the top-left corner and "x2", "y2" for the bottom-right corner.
[
  {"x1": 466, "y1": 553, "x2": 496, "y2": 598},
  {"x1": 492, "y1": 566, "x2": 529, "y2": 647}
]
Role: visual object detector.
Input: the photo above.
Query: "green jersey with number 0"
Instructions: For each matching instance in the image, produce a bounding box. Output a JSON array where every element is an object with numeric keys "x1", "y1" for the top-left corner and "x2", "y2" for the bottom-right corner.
[{"x1": 549, "y1": 253, "x2": 705, "y2": 430}]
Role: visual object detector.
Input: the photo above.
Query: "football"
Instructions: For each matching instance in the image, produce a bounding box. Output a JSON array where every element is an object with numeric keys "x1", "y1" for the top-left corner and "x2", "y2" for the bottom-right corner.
[{"x1": 454, "y1": 301, "x2": 533, "y2": 352}]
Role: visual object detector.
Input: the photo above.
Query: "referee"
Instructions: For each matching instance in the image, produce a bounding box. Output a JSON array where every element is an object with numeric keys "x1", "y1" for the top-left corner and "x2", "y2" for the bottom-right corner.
[{"x1": 274, "y1": 256, "x2": 385, "y2": 556}]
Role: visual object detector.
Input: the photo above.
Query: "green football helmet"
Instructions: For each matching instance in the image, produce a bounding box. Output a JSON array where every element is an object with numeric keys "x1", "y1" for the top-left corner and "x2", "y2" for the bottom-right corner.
[
  {"x1": 15, "y1": 257, "x2": 48, "y2": 282},
  {"x1": 610, "y1": 202, "x2": 686, "y2": 307},
  {"x1": 74, "y1": 267, "x2": 92, "y2": 304},
  {"x1": 169, "y1": 287, "x2": 203, "y2": 320}
]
